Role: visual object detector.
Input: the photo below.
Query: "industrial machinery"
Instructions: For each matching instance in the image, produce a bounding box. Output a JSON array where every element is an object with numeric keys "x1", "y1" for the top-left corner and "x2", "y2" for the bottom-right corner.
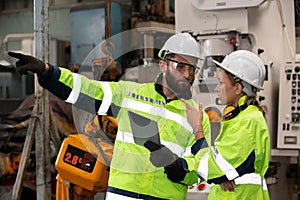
[
  {"x1": 277, "y1": 61, "x2": 300, "y2": 149},
  {"x1": 176, "y1": 0, "x2": 295, "y2": 145},
  {"x1": 55, "y1": 133, "x2": 112, "y2": 194},
  {"x1": 0, "y1": 35, "x2": 35, "y2": 114}
]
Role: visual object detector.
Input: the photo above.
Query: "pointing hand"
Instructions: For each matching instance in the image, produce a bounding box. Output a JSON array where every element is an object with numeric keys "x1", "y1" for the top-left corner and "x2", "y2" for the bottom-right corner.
[{"x1": 8, "y1": 52, "x2": 46, "y2": 75}]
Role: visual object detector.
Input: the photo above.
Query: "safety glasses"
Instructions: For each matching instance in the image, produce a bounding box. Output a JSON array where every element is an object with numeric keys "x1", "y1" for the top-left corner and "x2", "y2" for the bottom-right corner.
[{"x1": 166, "y1": 58, "x2": 197, "y2": 75}]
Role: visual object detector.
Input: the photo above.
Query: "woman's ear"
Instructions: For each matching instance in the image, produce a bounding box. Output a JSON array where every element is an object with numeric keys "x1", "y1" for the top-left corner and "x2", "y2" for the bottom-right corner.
[
  {"x1": 159, "y1": 60, "x2": 167, "y2": 72},
  {"x1": 235, "y1": 82, "x2": 243, "y2": 95}
]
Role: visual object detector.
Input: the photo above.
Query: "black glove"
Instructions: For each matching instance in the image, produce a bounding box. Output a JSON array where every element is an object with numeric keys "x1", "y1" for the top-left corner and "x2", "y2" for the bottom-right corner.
[
  {"x1": 144, "y1": 140, "x2": 176, "y2": 168},
  {"x1": 164, "y1": 158, "x2": 189, "y2": 183},
  {"x1": 8, "y1": 51, "x2": 46, "y2": 75},
  {"x1": 144, "y1": 140, "x2": 189, "y2": 183}
]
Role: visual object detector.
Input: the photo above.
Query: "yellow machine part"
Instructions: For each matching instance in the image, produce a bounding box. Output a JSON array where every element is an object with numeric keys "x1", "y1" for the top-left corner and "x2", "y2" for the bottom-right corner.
[
  {"x1": 56, "y1": 174, "x2": 97, "y2": 200},
  {"x1": 84, "y1": 115, "x2": 118, "y2": 141},
  {"x1": 56, "y1": 175, "x2": 71, "y2": 200},
  {"x1": 83, "y1": 116, "x2": 102, "y2": 137},
  {"x1": 205, "y1": 107, "x2": 222, "y2": 123},
  {"x1": 55, "y1": 134, "x2": 113, "y2": 192},
  {"x1": 101, "y1": 116, "x2": 118, "y2": 139}
]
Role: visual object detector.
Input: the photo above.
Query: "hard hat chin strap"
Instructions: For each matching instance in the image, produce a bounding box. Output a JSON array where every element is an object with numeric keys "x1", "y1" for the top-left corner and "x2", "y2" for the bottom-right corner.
[{"x1": 241, "y1": 80, "x2": 257, "y2": 97}]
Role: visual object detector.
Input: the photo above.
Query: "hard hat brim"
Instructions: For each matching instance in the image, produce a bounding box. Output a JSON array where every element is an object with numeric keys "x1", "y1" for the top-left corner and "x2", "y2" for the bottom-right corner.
[{"x1": 212, "y1": 59, "x2": 264, "y2": 90}]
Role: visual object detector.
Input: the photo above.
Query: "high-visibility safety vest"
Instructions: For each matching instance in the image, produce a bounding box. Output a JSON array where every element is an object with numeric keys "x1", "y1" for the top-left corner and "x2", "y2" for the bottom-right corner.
[
  {"x1": 196, "y1": 96, "x2": 270, "y2": 200},
  {"x1": 39, "y1": 66, "x2": 211, "y2": 200}
]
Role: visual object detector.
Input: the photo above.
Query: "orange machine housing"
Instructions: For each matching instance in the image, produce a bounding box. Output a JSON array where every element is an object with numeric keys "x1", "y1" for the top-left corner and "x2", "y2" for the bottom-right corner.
[{"x1": 55, "y1": 134, "x2": 113, "y2": 192}]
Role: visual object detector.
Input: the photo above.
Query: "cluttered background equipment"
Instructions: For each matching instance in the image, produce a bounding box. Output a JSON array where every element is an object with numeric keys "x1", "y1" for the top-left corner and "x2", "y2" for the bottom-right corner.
[{"x1": 0, "y1": 0, "x2": 300, "y2": 199}]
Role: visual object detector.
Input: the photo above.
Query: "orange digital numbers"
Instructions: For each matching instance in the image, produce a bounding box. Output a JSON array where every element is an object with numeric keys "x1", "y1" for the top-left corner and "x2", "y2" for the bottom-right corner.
[
  {"x1": 64, "y1": 152, "x2": 72, "y2": 163},
  {"x1": 64, "y1": 152, "x2": 80, "y2": 166},
  {"x1": 63, "y1": 145, "x2": 96, "y2": 173}
]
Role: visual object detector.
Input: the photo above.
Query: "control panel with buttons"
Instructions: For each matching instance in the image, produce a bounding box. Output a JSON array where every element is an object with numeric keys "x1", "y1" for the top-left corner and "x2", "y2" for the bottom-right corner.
[{"x1": 277, "y1": 62, "x2": 300, "y2": 149}]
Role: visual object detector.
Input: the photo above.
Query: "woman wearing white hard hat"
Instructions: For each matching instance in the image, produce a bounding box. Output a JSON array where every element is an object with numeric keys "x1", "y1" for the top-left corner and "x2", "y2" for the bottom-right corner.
[{"x1": 181, "y1": 50, "x2": 270, "y2": 200}]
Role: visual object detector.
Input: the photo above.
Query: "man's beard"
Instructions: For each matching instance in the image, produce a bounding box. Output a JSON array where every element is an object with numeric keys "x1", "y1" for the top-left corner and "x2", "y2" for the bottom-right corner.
[{"x1": 165, "y1": 68, "x2": 193, "y2": 96}]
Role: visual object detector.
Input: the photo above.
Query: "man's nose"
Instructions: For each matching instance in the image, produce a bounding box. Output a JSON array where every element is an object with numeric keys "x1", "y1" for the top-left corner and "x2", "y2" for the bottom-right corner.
[
  {"x1": 181, "y1": 68, "x2": 193, "y2": 79},
  {"x1": 182, "y1": 66, "x2": 195, "y2": 76}
]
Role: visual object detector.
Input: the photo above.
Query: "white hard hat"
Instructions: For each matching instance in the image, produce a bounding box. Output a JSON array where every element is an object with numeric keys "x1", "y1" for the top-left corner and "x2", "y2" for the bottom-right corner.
[
  {"x1": 158, "y1": 33, "x2": 201, "y2": 60},
  {"x1": 213, "y1": 50, "x2": 265, "y2": 90}
]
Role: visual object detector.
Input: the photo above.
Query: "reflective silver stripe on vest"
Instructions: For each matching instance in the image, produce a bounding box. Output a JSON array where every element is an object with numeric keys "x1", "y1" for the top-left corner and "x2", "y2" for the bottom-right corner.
[
  {"x1": 182, "y1": 146, "x2": 192, "y2": 157},
  {"x1": 162, "y1": 140, "x2": 186, "y2": 157},
  {"x1": 121, "y1": 98, "x2": 193, "y2": 132},
  {"x1": 235, "y1": 173, "x2": 268, "y2": 190},
  {"x1": 211, "y1": 146, "x2": 239, "y2": 180},
  {"x1": 106, "y1": 191, "x2": 143, "y2": 200},
  {"x1": 97, "y1": 81, "x2": 112, "y2": 115},
  {"x1": 116, "y1": 130, "x2": 185, "y2": 157},
  {"x1": 197, "y1": 152, "x2": 209, "y2": 181},
  {"x1": 65, "y1": 73, "x2": 81, "y2": 104}
]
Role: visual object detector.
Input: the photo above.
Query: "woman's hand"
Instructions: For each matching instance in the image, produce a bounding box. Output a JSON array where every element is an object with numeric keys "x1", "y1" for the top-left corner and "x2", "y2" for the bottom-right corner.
[
  {"x1": 220, "y1": 180, "x2": 236, "y2": 192},
  {"x1": 181, "y1": 99, "x2": 204, "y2": 140}
]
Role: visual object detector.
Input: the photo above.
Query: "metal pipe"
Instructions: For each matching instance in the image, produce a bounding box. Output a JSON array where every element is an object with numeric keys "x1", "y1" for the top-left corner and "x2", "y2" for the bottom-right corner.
[{"x1": 34, "y1": 0, "x2": 52, "y2": 199}]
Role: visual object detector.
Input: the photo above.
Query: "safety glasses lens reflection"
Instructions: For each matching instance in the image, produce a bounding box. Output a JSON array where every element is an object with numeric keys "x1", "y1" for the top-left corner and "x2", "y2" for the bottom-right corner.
[{"x1": 166, "y1": 59, "x2": 196, "y2": 74}]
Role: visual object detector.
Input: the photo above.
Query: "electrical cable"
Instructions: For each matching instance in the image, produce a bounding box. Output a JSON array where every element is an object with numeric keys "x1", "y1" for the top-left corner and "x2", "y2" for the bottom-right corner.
[{"x1": 276, "y1": 0, "x2": 296, "y2": 59}]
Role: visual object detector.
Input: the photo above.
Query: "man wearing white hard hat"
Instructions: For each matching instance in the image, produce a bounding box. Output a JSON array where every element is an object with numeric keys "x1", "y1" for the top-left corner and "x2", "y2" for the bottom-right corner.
[{"x1": 5, "y1": 33, "x2": 211, "y2": 200}]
